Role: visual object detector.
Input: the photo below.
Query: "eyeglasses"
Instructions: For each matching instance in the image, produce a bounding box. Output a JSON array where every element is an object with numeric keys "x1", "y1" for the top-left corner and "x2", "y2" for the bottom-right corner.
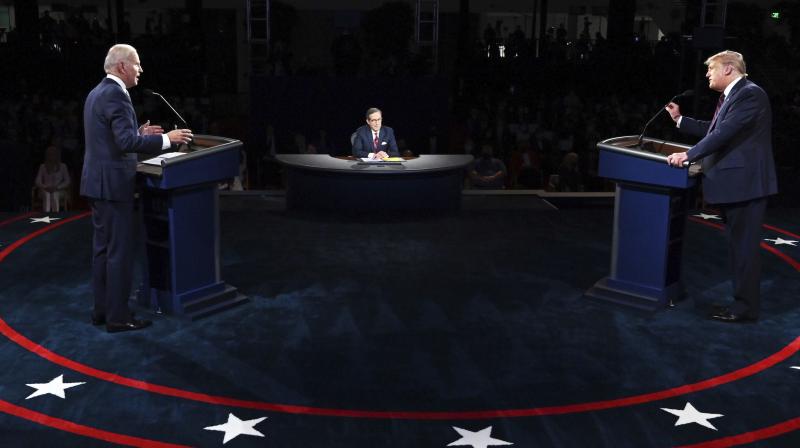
[{"x1": 368, "y1": 117, "x2": 382, "y2": 123}]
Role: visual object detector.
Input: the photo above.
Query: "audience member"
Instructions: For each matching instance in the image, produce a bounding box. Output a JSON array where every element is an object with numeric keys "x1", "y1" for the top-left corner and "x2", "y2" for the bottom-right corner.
[
  {"x1": 469, "y1": 145, "x2": 507, "y2": 189},
  {"x1": 34, "y1": 145, "x2": 71, "y2": 212},
  {"x1": 557, "y1": 152, "x2": 583, "y2": 192}
]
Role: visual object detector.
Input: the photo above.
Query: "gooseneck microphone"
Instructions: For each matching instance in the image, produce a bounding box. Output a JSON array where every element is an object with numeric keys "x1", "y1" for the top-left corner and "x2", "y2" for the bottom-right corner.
[
  {"x1": 637, "y1": 90, "x2": 694, "y2": 149},
  {"x1": 142, "y1": 89, "x2": 189, "y2": 128}
]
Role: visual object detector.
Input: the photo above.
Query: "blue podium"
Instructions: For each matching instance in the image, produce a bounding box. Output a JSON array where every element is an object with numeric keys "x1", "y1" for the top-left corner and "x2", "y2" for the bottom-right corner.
[
  {"x1": 586, "y1": 136, "x2": 699, "y2": 310},
  {"x1": 136, "y1": 135, "x2": 248, "y2": 320}
]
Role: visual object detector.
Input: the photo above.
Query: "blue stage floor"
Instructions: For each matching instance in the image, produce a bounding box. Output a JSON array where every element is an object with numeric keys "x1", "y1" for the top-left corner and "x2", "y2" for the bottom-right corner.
[{"x1": 0, "y1": 196, "x2": 798, "y2": 447}]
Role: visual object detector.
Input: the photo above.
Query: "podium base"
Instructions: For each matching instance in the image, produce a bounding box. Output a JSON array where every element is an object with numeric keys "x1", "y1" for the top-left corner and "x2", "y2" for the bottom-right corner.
[
  {"x1": 140, "y1": 283, "x2": 250, "y2": 320},
  {"x1": 585, "y1": 277, "x2": 684, "y2": 311},
  {"x1": 182, "y1": 284, "x2": 250, "y2": 321}
]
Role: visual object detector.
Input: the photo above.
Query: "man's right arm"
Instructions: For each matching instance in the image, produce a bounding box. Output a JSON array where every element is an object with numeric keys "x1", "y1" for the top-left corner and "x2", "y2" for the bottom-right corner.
[{"x1": 666, "y1": 101, "x2": 709, "y2": 138}]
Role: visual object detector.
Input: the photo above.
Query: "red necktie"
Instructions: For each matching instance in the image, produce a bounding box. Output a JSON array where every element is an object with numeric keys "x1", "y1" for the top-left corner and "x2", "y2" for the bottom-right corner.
[
  {"x1": 373, "y1": 132, "x2": 379, "y2": 151},
  {"x1": 708, "y1": 93, "x2": 725, "y2": 133}
]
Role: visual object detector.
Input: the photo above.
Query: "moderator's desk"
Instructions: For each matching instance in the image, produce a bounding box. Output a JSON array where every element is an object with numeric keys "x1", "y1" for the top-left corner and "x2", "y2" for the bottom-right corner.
[{"x1": 276, "y1": 154, "x2": 474, "y2": 211}]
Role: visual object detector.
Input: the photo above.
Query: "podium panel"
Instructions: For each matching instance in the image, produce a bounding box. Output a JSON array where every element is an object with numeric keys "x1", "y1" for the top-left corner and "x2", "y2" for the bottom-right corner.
[
  {"x1": 586, "y1": 136, "x2": 698, "y2": 310},
  {"x1": 137, "y1": 135, "x2": 248, "y2": 320}
]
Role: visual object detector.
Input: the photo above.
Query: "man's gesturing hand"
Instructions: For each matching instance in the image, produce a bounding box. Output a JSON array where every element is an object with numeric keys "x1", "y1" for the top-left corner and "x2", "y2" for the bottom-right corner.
[
  {"x1": 139, "y1": 120, "x2": 164, "y2": 135},
  {"x1": 167, "y1": 129, "x2": 193, "y2": 145}
]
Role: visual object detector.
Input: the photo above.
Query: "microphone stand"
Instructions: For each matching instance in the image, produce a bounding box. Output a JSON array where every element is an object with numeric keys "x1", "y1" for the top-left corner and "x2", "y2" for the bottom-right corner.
[
  {"x1": 636, "y1": 90, "x2": 694, "y2": 150},
  {"x1": 144, "y1": 89, "x2": 189, "y2": 129},
  {"x1": 636, "y1": 108, "x2": 665, "y2": 150},
  {"x1": 143, "y1": 89, "x2": 191, "y2": 151}
]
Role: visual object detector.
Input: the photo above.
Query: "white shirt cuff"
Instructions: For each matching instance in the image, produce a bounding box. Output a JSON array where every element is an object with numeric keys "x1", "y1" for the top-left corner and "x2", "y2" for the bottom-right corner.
[{"x1": 161, "y1": 134, "x2": 170, "y2": 149}]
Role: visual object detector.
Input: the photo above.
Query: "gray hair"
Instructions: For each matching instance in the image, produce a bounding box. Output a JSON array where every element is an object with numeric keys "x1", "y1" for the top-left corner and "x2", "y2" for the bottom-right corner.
[
  {"x1": 365, "y1": 107, "x2": 382, "y2": 119},
  {"x1": 104, "y1": 44, "x2": 137, "y2": 73}
]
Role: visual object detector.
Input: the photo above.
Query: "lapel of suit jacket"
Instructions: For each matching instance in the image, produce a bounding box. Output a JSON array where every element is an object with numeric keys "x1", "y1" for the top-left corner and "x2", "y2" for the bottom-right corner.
[{"x1": 712, "y1": 78, "x2": 747, "y2": 130}]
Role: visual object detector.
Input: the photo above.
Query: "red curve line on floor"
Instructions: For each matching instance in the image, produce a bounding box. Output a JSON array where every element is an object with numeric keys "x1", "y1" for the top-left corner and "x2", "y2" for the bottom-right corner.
[
  {"x1": 762, "y1": 223, "x2": 800, "y2": 240},
  {"x1": 0, "y1": 399, "x2": 190, "y2": 448},
  {"x1": 0, "y1": 212, "x2": 38, "y2": 228},
  {"x1": 0, "y1": 315, "x2": 797, "y2": 420},
  {"x1": 675, "y1": 416, "x2": 800, "y2": 448},
  {"x1": 688, "y1": 216, "x2": 800, "y2": 271},
  {"x1": 0, "y1": 212, "x2": 91, "y2": 263}
]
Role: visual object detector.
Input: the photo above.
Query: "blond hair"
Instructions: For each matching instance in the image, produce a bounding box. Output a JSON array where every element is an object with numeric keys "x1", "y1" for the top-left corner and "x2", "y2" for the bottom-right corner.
[{"x1": 705, "y1": 50, "x2": 747, "y2": 77}]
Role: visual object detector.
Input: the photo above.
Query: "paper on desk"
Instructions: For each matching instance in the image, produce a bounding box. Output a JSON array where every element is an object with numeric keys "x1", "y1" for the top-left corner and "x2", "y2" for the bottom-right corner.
[
  {"x1": 359, "y1": 157, "x2": 404, "y2": 162},
  {"x1": 142, "y1": 152, "x2": 185, "y2": 166}
]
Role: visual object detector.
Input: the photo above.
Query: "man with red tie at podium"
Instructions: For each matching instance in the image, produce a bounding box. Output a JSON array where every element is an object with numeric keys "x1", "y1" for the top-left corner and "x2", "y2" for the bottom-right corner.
[
  {"x1": 81, "y1": 44, "x2": 193, "y2": 333},
  {"x1": 351, "y1": 107, "x2": 400, "y2": 160},
  {"x1": 665, "y1": 50, "x2": 778, "y2": 323}
]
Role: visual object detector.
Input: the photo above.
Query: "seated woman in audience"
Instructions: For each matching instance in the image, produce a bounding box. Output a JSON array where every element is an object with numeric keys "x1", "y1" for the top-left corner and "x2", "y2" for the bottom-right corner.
[{"x1": 35, "y1": 145, "x2": 71, "y2": 212}]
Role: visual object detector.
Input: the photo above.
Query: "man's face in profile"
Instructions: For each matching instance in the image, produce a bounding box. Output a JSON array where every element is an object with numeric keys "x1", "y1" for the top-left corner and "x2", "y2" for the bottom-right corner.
[
  {"x1": 366, "y1": 112, "x2": 382, "y2": 133},
  {"x1": 119, "y1": 52, "x2": 143, "y2": 88},
  {"x1": 706, "y1": 61, "x2": 729, "y2": 93}
]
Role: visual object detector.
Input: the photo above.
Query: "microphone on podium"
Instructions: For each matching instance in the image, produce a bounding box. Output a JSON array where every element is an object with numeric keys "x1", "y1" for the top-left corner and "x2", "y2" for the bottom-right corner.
[
  {"x1": 637, "y1": 90, "x2": 694, "y2": 149},
  {"x1": 142, "y1": 89, "x2": 189, "y2": 129}
]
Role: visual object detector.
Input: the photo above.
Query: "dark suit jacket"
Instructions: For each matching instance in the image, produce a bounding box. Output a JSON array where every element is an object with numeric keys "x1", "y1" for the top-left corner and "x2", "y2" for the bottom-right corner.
[
  {"x1": 679, "y1": 78, "x2": 778, "y2": 204},
  {"x1": 80, "y1": 78, "x2": 164, "y2": 202},
  {"x1": 351, "y1": 125, "x2": 399, "y2": 158}
]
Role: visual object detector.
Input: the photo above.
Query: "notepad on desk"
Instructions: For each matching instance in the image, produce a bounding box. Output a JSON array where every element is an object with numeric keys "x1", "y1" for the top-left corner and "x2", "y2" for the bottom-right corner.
[
  {"x1": 359, "y1": 157, "x2": 405, "y2": 163},
  {"x1": 142, "y1": 152, "x2": 185, "y2": 166}
]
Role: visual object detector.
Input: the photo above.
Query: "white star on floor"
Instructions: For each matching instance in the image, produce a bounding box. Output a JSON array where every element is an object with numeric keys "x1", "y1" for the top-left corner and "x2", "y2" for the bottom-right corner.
[
  {"x1": 661, "y1": 402, "x2": 724, "y2": 430},
  {"x1": 26, "y1": 374, "x2": 86, "y2": 399},
  {"x1": 448, "y1": 426, "x2": 513, "y2": 448},
  {"x1": 29, "y1": 216, "x2": 61, "y2": 224},
  {"x1": 693, "y1": 213, "x2": 721, "y2": 220},
  {"x1": 764, "y1": 237, "x2": 799, "y2": 246},
  {"x1": 204, "y1": 413, "x2": 267, "y2": 444}
]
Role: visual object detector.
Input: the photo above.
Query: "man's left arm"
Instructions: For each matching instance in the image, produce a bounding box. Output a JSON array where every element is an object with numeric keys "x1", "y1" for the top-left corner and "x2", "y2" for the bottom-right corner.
[{"x1": 386, "y1": 128, "x2": 400, "y2": 156}]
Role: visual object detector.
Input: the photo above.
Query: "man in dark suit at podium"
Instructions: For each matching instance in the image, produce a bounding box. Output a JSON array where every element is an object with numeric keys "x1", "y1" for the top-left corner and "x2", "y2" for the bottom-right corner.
[
  {"x1": 82, "y1": 44, "x2": 193, "y2": 333},
  {"x1": 351, "y1": 107, "x2": 400, "y2": 159},
  {"x1": 665, "y1": 50, "x2": 777, "y2": 323}
]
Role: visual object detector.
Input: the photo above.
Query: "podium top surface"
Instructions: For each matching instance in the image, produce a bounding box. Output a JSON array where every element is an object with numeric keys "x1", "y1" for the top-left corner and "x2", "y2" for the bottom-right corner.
[
  {"x1": 276, "y1": 154, "x2": 474, "y2": 175},
  {"x1": 598, "y1": 136, "x2": 692, "y2": 165},
  {"x1": 137, "y1": 135, "x2": 241, "y2": 177},
  {"x1": 137, "y1": 135, "x2": 241, "y2": 189},
  {"x1": 597, "y1": 136, "x2": 699, "y2": 188}
]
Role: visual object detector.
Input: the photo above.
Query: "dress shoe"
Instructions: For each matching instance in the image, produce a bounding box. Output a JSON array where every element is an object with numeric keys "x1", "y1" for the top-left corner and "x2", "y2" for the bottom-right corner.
[
  {"x1": 711, "y1": 303, "x2": 731, "y2": 313},
  {"x1": 106, "y1": 318, "x2": 152, "y2": 333},
  {"x1": 710, "y1": 310, "x2": 757, "y2": 323},
  {"x1": 91, "y1": 313, "x2": 106, "y2": 326},
  {"x1": 93, "y1": 311, "x2": 135, "y2": 326}
]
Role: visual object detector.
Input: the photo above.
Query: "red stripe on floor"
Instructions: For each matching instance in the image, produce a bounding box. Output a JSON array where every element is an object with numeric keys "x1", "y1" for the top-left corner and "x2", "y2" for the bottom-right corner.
[
  {"x1": 0, "y1": 212, "x2": 38, "y2": 228},
  {"x1": 0, "y1": 212, "x2": 91, "y2": 263},
  {"x1": 0, "y1": 399, "x2": 190, "y2": 448},
  {"x1": 675, "y1": 416, "x2": 800, "y2": 448},
  {"x1": 1, "y1": 315, "x2": 798, "y2": 420}
]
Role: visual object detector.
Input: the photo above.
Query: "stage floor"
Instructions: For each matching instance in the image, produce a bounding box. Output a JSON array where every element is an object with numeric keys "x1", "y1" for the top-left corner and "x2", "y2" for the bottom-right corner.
[{"x1": 0, "y1": 196, "x2": 798, "y2": 447}]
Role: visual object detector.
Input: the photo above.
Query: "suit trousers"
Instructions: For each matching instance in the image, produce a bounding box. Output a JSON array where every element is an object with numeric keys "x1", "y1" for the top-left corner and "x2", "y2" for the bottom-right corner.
[
  {"x1": 90, "y1": 199, "x2": 135, "y2": 323},
  {"x1": 720, "y1": 196, "x2": 767, "y2": 318}
]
